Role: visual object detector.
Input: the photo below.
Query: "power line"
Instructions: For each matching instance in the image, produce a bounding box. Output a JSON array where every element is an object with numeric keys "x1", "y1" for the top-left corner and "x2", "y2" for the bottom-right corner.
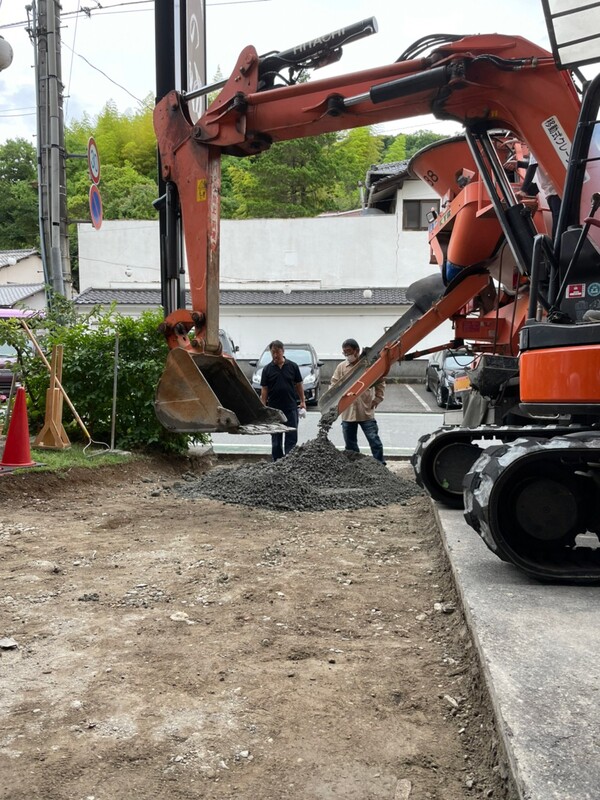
[
  {"x1": 0, "y1": 111, "x2": 37, "y2": 118},
  {"x1": 0, "y1": 0, "x2": 272, "y2": 30},
  {"x1": 62, "y1": 42, "x2": 146, "y2": 106},
  {"x1": 64, "y1": 0, "x2": 83, "y2": 121},
  {"x1": 0, "y1": 1, "x2": 152, "y2": 29},
  {"x1": 0, "y1": 105, "x2": 37, "y2": 112}
]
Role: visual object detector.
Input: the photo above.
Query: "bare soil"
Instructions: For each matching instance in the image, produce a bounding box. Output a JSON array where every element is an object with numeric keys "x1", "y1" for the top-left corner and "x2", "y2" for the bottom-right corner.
[{"x1": 0, "y1": 453, "x2": 515, "y2": 800}]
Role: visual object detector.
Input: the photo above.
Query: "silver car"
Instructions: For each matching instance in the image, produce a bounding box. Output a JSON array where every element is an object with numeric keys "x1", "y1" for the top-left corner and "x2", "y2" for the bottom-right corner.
[{"x1": 250, "y1": 343, "x2": 323, "y2": 405}]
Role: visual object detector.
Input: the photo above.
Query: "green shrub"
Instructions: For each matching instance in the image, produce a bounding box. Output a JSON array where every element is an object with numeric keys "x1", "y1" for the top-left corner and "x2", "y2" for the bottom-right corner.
[{"x1": 0, "y1": 299, "x2": 202, "y2": 454}]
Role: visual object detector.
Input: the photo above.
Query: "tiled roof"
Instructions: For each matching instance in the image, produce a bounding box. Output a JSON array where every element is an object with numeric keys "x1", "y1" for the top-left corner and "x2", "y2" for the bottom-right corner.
[
  {"x1": 366, "y1": 160, "x2": 410, "y2": 183},
  {"x1": 0, "y1": 284, "x2": 45, "y2": 307},
  {"x1": 0, "y1": 249, "x2": 40, "y2": 268},
  {"x1": 75, "y1": 287, "x2": 409, "y2": 307},
  {"x1": 75, "y1": 288, "x2": 161, "y2": 305},
  {"x1": 220, "y1": 288, "x2": 409, "y2": 305}
]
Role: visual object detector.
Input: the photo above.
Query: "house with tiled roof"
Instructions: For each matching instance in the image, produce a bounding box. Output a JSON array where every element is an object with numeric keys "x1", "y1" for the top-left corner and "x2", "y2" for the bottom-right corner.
[
  {"x1": 76, "y1": 162, "x2": 448, "y2": 362},
  {"x1": 0, "y1": 249, "x2": 46, "y2": 310}
]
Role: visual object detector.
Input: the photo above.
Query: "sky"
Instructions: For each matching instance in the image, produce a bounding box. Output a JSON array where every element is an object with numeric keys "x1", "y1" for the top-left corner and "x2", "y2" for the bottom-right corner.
[{"x1": 0, "y1": 0, "x2": 581, "y2": 146}]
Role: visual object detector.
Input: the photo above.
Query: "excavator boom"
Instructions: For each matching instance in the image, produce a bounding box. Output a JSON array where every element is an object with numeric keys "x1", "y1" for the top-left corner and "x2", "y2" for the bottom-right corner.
[{"x1": 154, "y1": 23, "x2": 580, "y2": 434}]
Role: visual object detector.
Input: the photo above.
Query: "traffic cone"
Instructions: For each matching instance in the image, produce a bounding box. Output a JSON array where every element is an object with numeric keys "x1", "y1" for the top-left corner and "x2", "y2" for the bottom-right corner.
[{"x1": 0, "y1": 387, "x2": 37, "y2": 469}]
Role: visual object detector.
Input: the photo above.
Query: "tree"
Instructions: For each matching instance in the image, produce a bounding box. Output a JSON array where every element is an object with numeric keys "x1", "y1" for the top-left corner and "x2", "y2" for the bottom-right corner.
[
  {"x1": 68, "y1": 163, "x2": 157, "y2": 222},
  {"x1": 225, "y1": 134, "x2": 339, "y2": 218},
  {"x1": 0, "y1": 138, "x2": 37, "y2": 183},
  {"x1": 404, "y1": 129, "x2": 450, "y2": 159},
  {"x1": 382, "y1": 134, "x2": 407, "y2": 163},
  {"x1": 65, "y1": 98, "x2": 157, "y2": 186},
  {"x1": 330, "y1": 127, "x2": 384, "y2": 210},
  {"x1": 0, "y1": 139, "x2": 39, "y2": 249}
]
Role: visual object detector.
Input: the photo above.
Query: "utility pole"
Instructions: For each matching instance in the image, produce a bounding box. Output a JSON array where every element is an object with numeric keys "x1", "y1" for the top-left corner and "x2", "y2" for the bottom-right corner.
[
  {"x1": 29, "y1": 0, "x2": 72, "y2": 300},
  {"x1": 155, "y1": 0, "x2": 206, "y2": 316}
]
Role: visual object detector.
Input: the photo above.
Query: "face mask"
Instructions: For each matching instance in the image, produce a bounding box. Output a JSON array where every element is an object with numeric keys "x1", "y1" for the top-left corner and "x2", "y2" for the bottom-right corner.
[{"x1": 347, "y1": 354, "x2": 358, "y2": 364}]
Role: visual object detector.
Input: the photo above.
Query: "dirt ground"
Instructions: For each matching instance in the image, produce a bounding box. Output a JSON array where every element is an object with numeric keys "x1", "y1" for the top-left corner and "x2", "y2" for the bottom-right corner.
[{"x1": 0, "y1": 453, "x2": 515, "y2": 800}]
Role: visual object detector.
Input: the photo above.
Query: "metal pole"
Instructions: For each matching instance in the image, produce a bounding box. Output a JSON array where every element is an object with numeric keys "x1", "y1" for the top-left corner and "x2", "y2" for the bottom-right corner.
[
  {"x1": 47, "y1": 0, "x2": 64, "y2": 296},
  {"x1": 155, "y1": 0, "x2": 181, "y2": 316},
  {"x1": 111, "y1": 334, "x2": 119, "y2": 451},
  {"x1": 32, "y1": 0, "x2": 53, "y2": 292}
]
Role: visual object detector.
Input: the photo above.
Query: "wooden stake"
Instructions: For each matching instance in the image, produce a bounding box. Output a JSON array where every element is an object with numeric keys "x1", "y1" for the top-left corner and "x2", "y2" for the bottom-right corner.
[{"x1": 33, "y1": 344, "x2": 71, "y2": 450}]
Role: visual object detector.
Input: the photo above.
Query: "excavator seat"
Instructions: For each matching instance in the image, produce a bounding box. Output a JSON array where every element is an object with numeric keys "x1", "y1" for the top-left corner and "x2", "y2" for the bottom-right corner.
[{"x1": 155, "y1": 347, "x2": 293, "y2": 434}]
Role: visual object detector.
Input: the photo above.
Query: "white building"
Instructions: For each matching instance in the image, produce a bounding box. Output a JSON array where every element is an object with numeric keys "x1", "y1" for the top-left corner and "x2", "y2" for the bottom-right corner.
[
  {"x1": 0, "y1": 249, "x2": 46, "y2": 310},
  {"x1": 76, "y1": 164, "x2": 450, "y2": 363}
]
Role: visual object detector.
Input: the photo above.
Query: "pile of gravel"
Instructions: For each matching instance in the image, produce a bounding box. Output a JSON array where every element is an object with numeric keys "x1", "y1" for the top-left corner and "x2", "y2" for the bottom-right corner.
[{"x1": 175, "y1": 435, "x2": 423, "y2": 512}]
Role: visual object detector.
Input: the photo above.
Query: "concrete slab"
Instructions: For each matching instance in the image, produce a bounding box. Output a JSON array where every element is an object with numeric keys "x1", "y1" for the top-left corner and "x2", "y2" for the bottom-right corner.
[{"x1": 435, "y1": 504, "x2": 600, "y2": 800}]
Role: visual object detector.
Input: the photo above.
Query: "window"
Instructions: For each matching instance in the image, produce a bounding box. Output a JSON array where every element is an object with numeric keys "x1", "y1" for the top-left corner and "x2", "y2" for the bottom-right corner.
[{"x1": 403, "y1": 199, "x2": 440, "y2": 230}]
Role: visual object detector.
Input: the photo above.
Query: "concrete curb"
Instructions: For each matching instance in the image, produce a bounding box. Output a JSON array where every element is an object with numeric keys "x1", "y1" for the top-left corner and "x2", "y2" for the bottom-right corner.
[{"x1": 434, "y1": 503, "x2": 600, "y2": 800}]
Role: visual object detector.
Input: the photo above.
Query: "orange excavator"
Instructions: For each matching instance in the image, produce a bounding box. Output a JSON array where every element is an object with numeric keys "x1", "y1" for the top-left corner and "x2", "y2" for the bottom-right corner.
[{"x1": 153, "y1": 17, "x2": 600, "y2": 580}]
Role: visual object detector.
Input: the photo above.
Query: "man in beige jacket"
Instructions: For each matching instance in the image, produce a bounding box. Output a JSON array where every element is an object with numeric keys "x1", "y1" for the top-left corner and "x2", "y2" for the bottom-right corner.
[{"x1": 329, "y1": 338, "x2": 386, "y2": 464}]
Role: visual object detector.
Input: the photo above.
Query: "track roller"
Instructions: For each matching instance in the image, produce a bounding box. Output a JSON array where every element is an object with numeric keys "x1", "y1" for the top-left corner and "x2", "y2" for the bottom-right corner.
[{"x1": 412, "y1": 427, "x2": 483, "y2": 508}]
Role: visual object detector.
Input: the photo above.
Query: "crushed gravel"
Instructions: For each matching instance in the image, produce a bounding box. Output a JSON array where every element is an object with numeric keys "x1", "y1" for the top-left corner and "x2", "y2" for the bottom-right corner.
[{"x1": 175, "y1": 435, "x2": 423, "y2": 511}]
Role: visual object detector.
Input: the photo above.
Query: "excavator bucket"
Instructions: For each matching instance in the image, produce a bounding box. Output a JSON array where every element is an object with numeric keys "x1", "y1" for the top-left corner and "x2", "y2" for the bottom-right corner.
[{"x1": 155, "y1": 347, "x2": 293, "y2": 434}]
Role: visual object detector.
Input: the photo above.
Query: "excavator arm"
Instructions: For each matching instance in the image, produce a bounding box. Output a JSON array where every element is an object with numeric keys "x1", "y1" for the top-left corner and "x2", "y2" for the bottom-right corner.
[{"x1": 153, "y1": 23, "x2": 580, "y2": 434}]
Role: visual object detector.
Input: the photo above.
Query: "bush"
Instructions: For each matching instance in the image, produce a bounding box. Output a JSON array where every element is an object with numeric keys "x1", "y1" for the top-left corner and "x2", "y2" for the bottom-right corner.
[{"x1": 0, "y1": 299, "x2": 200, "y2": 454}]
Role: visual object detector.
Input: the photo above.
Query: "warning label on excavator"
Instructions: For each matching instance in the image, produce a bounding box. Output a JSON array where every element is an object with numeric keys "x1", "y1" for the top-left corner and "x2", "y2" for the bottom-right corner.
[
  {"x1": 196, "y1": 179, "x2": 207, "y2": 202},
  {"x1": 542, "y1": 116, "x2": 572, "y2": 169},
  {"x1": 566, "y1": 283, "x2": 585, "y2": 299}
]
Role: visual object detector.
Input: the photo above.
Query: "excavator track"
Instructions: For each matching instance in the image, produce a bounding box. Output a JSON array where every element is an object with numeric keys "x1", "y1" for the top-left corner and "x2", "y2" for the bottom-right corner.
[
  {"x1": 463, "y1": 434, "x2": 600, "y2": 583},
  {"x1": 411, "y1": 424, "x2": 585, "y2": 508}
]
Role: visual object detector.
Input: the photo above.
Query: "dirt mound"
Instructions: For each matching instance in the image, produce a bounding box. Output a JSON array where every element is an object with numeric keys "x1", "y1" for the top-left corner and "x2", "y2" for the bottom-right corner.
[
  {"x1": 175, "y1": 436, "x2": 423, "y2": 511},
  {"x1": 0, "y1": 453, "x2": 194, "y2": 502}
]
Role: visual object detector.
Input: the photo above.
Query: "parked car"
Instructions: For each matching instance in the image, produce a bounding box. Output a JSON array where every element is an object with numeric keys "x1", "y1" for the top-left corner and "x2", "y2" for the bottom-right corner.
[
  {"x1": 249, "y1": 343, "x2": 323, "y2": 405},
  {"x1": 0, "y1": 342, "x2": 18, "y2": 397},
  {"x1": 219, "y1": 329, "x2": 238, "y2": 358},
  {"x1": 425, "y1": 348, "x2": 475, "y2": 408}
]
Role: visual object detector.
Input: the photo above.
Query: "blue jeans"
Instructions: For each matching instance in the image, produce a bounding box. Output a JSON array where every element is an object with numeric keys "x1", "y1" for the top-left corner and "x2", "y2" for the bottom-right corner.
[
  {"x1": 342, "y1": 419, "x2": 385, "y2": 463},
  {"x1": 271, "y1": 406, "x2": 298, "y2": 461}
]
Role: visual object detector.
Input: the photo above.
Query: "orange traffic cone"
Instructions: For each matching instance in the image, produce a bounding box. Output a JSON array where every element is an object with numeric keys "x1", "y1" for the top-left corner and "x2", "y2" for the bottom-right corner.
[{"x1": 0, "y1": 387, "x2": 37, "y2": 469}]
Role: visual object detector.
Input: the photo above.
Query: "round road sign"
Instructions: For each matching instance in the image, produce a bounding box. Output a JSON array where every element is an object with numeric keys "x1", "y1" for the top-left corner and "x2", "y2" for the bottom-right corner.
[
  {"x1": 87, "y1": 136, "x2": 100, "y2": 184},
  {"x1": 89, "y1": 184, "x2": 103, "y2": 230}
]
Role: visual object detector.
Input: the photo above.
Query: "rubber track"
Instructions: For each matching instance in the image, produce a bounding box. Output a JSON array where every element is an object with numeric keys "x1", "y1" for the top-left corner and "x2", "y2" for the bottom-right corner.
[
  {"x1": 463, "y1": 435, "x2": 600, "y2": 583},
  {"x1": 411, "y1": 424, "x2": 584, "y2": 509}
]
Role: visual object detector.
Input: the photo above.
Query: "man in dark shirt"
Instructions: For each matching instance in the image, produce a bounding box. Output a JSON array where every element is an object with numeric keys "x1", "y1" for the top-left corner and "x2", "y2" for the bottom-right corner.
[{"x1": 260, "y1": 340, "x2": 306, "y2": 461}]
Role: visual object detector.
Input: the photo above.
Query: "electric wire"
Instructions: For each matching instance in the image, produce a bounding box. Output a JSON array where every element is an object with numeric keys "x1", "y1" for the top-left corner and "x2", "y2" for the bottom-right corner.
[
  {"x1": 62, "y1": 41, "x2": 146, "y2": 106},
  {"x1": 64, "y1": 0, "x2": 82, "y2": 122}
]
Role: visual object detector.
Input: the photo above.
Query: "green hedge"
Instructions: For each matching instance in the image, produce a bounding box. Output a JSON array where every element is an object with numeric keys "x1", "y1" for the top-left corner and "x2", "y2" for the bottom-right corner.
[{"x1": 0, "y1": 298, "x2": 202, "y2": 454}]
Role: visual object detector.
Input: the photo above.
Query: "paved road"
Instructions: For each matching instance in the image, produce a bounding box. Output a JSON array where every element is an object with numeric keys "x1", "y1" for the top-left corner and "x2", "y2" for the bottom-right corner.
[{"x1": 208, "y1": 382, "x2": 451, "y2": 457}]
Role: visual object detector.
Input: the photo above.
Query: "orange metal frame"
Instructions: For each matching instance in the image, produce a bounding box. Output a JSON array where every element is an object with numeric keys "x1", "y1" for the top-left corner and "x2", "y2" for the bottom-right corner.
[
  {"x1": 521, "y1": 346, "x2": 600, "y2": 403},
  {"x1": 153, "y1": 31, "x2": 582, "y2": 414}
]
